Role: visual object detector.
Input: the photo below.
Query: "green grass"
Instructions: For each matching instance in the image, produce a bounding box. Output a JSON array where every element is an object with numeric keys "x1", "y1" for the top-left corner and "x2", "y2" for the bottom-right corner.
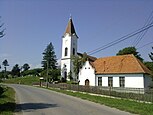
[
  {"x1": 48, "y1": 88, "x2": 153, "y2": 115},
  {"x1": 0, "y1": 85, "x2": 16, "y2": 115},
  {"x1": 3, "y1": 76, "x2": 40, "y2": 85}
]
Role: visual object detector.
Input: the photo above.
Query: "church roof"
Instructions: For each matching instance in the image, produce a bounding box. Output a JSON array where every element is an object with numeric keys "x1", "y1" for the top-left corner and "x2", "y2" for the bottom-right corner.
[
  {"x1": 77, "y1": 52, "x2": 97, "y2": 62},
  {"x1": 93, "y1": 54, "x2": 152, "y2": 75},
  {"x1": 64, "y1": 17, "x2": 78, "y2": 38}
]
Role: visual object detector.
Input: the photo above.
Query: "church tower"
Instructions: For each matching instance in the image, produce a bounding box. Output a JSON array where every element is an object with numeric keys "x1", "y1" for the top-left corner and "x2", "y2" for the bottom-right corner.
[{"x1": 61, "y1": 17, "x2": 78, "y2": 81}]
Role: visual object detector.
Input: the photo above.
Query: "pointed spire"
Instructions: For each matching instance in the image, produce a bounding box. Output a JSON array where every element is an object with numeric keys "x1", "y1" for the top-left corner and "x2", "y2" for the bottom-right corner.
[{"x1": 64, "y1": 16, "x2": 78, "y2": 38}]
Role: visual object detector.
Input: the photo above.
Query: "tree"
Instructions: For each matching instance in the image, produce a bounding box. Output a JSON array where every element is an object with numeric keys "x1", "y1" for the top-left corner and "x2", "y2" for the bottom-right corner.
[
  {"x1": 22, "y1": 63, "x2": 30, "y2": 71},
  {"x1": 116, "y1": 47, "x2": 143, "y2": 62},
  {"x1": 149, "y1": 47, "x2": 153, "y2": 62},
  {"x1": 21, "y1": 68, "x2": 42, "y2": 77},
  {"x1": 72, "y1": 52, "x2": 88, "y2": 78},
  {"x1": 2, "y1": 59, "x2": 9, "y2": 78},
  {"x1": 144, "y1": 62, "x2": 153, "y2": 72},
  {"x1": 41, "y1": 42, "x2": 57, "y2": 70},
  {"x1": 49, "y1": 69, "x2": 60, "y2": 81},
  {"x1": 72, "y1": 55, "x2": 82, "y2": 78},
  {"x1": 0, "y1": 16, "x2": 5, "y2": 38},
  {"x1": 11, "y1": 64, "x2": 20, "y2": 77}
]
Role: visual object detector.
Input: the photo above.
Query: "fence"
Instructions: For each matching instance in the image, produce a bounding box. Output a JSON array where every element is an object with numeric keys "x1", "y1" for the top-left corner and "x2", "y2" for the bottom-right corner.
[{"x1": 39, "y1": 83, "x2": 153, "y2": 103}]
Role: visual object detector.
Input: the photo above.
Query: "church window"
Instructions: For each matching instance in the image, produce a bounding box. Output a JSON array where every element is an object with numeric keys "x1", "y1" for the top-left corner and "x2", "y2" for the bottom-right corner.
[
  {"x1": 73, "y1": 48, "x2": 75, "y2": 55},
  {"x1": 65, "y1": 47, "x2": 68, "y2": 56}
]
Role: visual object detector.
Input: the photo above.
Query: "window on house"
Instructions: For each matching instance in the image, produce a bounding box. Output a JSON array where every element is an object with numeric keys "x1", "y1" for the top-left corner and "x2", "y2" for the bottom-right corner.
[
  {"x1": 108, "y1": 77, "x2": 113, "y2": 87},
  {"x1": 119, "y1": 77, "x2": 125, "y2": 87},
  {"x1": 98, "y1": 77, "x2": 102, "y2": 86},
  {"x1": 73, "y1": 48, "x2": 75, "y2": 55},
  {"x1": 65, "y1": 47, "x2": 68, "y2": 56}
]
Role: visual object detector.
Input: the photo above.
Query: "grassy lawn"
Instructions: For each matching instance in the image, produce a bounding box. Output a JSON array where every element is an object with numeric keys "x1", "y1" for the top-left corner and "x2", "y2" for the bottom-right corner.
[
  {"x1": 3, "y1": 76, "x2": 40, "y2": 85},
  {"x1": 0, "y1": 85, "x2": 16, "y2": 115},
  {"x1": 48, "y1": 87, "x2": 153, "y2": 115}
]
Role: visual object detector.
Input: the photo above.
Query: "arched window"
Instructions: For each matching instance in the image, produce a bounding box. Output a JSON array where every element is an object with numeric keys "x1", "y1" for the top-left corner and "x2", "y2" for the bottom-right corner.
[
  {"x1": 64, "y1": 71, "x2": 67, "y2": 80},
  {"x1": 73, "y1": 48, "x2": 75, "y2": 55},
  {"x1": 85, "y1": 79, "x2": 90, "y2": 86},
  {"x1": 65, "y1": 47, "x2": 68, "y2": 56}
]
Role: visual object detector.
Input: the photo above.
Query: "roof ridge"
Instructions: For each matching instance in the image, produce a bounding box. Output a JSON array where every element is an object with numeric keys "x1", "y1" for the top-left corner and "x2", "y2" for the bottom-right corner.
[{"x1": 97, "y1": 54, "x2": 133, "y2": 60}]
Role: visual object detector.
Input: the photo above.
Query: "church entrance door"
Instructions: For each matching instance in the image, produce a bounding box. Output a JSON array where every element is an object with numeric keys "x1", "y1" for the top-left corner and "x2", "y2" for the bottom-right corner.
[
  {"x1": 64, "y1": 71, "x2": 67, "y2": 81},
  {"x1": 85, "y1": 79, "x2": 90, "y2": 86}
]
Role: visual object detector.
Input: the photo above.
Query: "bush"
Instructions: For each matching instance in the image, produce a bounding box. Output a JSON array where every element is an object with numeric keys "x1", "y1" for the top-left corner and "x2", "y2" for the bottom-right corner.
[{"x1": 0, "y1": 86, "x2": 4, "y2": 96}]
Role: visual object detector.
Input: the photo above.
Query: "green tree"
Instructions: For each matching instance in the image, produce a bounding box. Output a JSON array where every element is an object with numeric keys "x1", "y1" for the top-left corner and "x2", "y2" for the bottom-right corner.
[
  {"x1": 72, "y1": 52, "x2": 88, "y2": 78},
  {"x1": 49, "y1": 69, "x2": 60, "y2": 81},
  {"x1": 144, "y1": 62, "x2": 153, "y2": 72},
  {"x1": 149, "y1": 47, "x2": 153, "y2": 62},
  {"x1": 2, "y1": 59, "x2": 9, "y2": 78},
  {"x1": 116, "y1": 47, "x2": 143, "y2": 62},
  {"x1": 41, "y1": 42, "x2": 57, "y2": 70},
  {"x1": 21, "y1": 68, "x2": 42, "y2": 77},
  {"x1": 11, "y1": 64, "x2": 20, "y2": 77},
  {"x1": 72, "y1": 55, "x2": 82, "y2": 78},
  {"x1": 41, "y1": 69, "x2": 60, "y2": 82},
  {"x1": 22, "y1": 63, "x2": 30, "y2": 71}
]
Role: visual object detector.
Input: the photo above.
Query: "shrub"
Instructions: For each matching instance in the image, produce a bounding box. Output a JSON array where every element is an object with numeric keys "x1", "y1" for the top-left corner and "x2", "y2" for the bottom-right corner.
[{"x1": 0, "y1": 86, "x2": 4, "y2": 96}]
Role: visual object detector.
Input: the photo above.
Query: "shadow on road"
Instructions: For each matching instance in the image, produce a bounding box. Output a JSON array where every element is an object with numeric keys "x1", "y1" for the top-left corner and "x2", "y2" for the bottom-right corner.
[
  {"x1": 15, "y1": 103, "x2": 58, "y2": 112},
  {"x1": 0, "y1": 102, "x2": 16, "y2": 113}
]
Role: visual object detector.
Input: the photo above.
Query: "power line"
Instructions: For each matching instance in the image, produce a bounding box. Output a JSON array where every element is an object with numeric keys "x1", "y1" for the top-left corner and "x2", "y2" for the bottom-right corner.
[
  {"x1": 133, "y1": 10, "x2": 153, "y2": 46},
  {"x1": 87, "y1": 23, "x2": 153, "y2": 55},
  {"x1": 137, "y1": 41, "x2": 153, "y2": 49}
]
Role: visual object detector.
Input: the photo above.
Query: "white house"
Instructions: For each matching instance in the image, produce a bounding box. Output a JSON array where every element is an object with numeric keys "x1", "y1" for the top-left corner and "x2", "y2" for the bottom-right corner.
[{"x1": 79, "y1": 54, "x2": 153, "y2": 88}]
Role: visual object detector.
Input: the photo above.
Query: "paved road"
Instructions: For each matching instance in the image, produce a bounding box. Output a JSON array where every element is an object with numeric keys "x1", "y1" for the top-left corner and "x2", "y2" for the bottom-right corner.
[{"x1": 8, "y1": 84, "x2": 133, "y2": 115}]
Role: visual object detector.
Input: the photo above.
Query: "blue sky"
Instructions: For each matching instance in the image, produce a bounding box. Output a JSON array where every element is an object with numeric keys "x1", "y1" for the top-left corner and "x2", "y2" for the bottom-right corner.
[{"x1": 0, "y1": 0, "x2": 153, "y2": 70}]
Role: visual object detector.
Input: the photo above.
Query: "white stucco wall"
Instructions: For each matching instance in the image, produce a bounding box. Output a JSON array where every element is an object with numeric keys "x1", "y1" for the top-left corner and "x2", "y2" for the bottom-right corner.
[
  {"x1": 96, "y1": 73, "x2": 145, "y2": 88},
  {"x1": 61, "y1": 34, "x2": 78, "y2": 80},
  {"x1": 79, "y1": 61, "x2": 95, "y2": 86}
]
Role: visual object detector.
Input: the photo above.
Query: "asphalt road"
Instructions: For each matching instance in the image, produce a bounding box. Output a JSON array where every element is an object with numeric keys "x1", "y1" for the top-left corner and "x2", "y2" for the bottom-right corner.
[{"x1": 8, "y1": 84, "x2": 134, "y2": 115}]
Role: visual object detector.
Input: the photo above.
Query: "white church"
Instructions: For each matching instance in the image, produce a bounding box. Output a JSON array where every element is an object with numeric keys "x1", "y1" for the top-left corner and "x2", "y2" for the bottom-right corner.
[{"x1": 61, "y1": 17, "x2": 153, "y2": 89}]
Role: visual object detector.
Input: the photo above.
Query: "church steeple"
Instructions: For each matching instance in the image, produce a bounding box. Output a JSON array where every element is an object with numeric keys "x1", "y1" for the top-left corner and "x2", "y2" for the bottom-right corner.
[
  {"x1": 61, "y1": 16, "x2": 78, "y2": 81},
  {"x1": 64, "y1": 17, "x2": 78, "y2": 38}
]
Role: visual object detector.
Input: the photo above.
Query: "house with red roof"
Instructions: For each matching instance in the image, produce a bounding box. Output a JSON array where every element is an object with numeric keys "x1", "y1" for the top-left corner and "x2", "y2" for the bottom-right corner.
[{"x1": 79, "y1": 54, "x2": 152, "y2": 88}]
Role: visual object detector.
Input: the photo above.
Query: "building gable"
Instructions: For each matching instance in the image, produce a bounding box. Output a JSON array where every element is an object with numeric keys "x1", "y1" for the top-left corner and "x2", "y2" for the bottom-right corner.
[{"x1": 79, "y1": 60, "x2": 95, "y2": 86}]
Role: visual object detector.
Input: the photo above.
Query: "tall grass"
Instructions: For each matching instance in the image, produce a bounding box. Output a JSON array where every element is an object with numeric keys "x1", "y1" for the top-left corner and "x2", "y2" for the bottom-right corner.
[{"x1": 0, "y1": 85, "x2": 16, "y2": 115}]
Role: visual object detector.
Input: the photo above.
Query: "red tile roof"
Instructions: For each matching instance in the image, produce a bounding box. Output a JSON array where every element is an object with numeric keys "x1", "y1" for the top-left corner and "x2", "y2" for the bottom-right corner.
[{"x1": 93, "y1": 54, "x2": 152, "y2": 75}]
